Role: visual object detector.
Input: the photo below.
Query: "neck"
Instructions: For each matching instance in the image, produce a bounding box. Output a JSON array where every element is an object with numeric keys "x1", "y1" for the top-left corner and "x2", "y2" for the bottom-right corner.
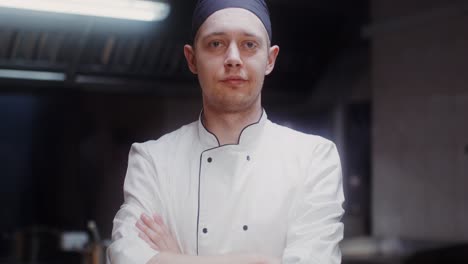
[{"x1": 202, "y1": 105, "x2": 262, "y2": 145}]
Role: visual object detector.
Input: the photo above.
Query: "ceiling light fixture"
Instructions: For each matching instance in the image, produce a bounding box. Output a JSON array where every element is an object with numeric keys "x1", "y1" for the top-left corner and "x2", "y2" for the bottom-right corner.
[
  {"x1": 0, "y1": 0, "x2": 170, "y2": 21},
  {"x1": 0, "y1": 69, "x2": 66, "y2": 81}
]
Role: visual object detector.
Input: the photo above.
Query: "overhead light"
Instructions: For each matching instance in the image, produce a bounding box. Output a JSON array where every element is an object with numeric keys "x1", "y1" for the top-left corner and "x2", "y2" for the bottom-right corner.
[
  {"x1": 0, "y1": 0, "x2": 170, "y2": 22},
  {"x1": 0, "y1": 69, "x2": 66, "y2": 81}
]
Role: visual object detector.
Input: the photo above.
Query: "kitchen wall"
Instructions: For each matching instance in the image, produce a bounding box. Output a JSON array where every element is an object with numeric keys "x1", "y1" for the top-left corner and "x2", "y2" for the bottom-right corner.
[{"x1": 371, "y1": 0, "x2": 468, "y2": 240}]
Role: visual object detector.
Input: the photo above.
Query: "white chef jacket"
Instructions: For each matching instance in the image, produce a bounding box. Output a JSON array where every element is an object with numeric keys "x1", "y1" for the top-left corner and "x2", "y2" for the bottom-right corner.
[{"x1": 108, "y1": 110, "x2": 344, "y2": 264}]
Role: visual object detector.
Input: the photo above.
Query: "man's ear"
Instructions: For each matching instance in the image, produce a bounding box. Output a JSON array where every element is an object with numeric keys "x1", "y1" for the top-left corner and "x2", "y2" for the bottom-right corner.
[
  {"x1": 184, "y1": 44, "x2": 198, "y2": 74},
  {"x1": 265, "y1": 45, "x2": 280, "y2": 75}
]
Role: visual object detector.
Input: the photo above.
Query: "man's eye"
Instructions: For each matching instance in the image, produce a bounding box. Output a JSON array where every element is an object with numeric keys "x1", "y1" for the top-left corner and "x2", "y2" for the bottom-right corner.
[
  {"x1": 209, "y1": 41, "x2": 222, "y2": 48},
  {"x1": 244, "y1": 41, "x2": 257, "y2": 49}
]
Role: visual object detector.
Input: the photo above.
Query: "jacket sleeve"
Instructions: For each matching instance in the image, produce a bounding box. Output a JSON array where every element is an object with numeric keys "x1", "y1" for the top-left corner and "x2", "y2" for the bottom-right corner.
[
  {"x1": 282, "y1": 141, "x2": 345, "y2": 264},
  {"x1": 107, "y1": 143, "x2": 164, "y2": 264}
]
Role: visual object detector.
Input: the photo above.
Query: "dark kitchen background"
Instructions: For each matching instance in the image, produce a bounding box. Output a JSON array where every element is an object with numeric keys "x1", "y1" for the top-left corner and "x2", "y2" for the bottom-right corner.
[{"x1": 0, "y1": 0, "x2": 467, "y2": 263}]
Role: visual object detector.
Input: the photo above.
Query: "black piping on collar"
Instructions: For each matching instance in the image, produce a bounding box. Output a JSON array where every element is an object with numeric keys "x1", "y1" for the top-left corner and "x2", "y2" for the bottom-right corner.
[{"x1": 199, "y1": 108, "x2": 265, "y2": 147}]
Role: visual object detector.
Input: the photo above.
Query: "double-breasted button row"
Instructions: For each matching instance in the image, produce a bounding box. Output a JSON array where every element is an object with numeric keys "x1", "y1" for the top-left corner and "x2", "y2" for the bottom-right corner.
[
  {"x1": 206, "y1": 156, "x2": 251, "y2": 163},
  {"x1": 201, "y1": 225, "x2": 249, "y2": 234}
]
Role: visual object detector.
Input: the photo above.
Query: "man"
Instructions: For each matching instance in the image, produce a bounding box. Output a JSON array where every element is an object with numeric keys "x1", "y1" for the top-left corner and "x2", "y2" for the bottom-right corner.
[{"x1": 107, "y1": 0, "x2": 345, "y2": 263}]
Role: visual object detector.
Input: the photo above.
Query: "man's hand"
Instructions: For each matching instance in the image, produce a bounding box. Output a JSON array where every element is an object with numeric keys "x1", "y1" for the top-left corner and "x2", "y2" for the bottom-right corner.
[
  {"x1": 136, "y1": 213, "x2": 181, "y2": 254},
  {"x1": 136, "y1": 214, "x2": 281, "y2": 264}
]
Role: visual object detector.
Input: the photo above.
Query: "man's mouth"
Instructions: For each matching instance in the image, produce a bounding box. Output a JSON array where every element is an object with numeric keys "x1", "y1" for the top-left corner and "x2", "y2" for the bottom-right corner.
[{"x1": 221, "y1": 76, "x2": 247, "y2": 85}]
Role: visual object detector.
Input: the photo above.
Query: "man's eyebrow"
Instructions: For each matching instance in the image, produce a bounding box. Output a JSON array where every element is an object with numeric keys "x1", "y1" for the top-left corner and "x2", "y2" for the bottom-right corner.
[
  {"x1": 201, "y1": 31, "x2": 263, "y2": 40},
  {"x1": 242, "y1": 32, "x2": 261, "y2": 38},
  {"x1": 201, "y1": 32, "x2": 226, "y2": 39}
]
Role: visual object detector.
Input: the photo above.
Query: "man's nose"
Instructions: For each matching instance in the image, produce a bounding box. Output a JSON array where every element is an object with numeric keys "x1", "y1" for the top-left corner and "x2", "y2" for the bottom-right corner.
[{"x1": 224, "y1": 43, "x2": 242, "y2": 68}]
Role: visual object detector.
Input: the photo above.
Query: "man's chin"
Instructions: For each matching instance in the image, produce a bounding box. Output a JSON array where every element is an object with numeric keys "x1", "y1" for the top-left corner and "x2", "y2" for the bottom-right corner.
[{"x1": 213, "y1": 99, "x2": 259, "y2": 113}]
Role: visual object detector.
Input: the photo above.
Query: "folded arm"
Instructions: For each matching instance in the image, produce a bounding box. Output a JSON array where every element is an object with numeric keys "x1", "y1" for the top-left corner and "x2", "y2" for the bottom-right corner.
[
  {"x1": 137, "y1": 213, "x2": 280, "y2": 264},
  {"x1": 282, "y1": 141, "x2": 345, "y2": 264},
  {"x1": 107, "y1": 143, "x2": 165, "y2": 264},
  {"x1": 109, "y1": 143, "x2": 280, "y2": 264},
  {"x1": 133, "y1": 141, "x2": 344, "y2": 264}
]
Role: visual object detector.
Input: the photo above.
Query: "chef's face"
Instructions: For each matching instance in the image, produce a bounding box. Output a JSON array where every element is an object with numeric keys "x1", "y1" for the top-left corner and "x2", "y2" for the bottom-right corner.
[{"x1": 184, "y1": 8, "x2": 279, "y2": 113}]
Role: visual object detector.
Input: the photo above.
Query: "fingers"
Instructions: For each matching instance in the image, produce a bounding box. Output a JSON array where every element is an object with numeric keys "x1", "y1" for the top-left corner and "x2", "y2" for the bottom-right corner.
[
  {"x1": 136, "y1": 218, "x2": 161, "y2": 249},
  {"x1": 153, "y1": 214, "x2": 171, "y2": 237},
  {"x1": 137, "y1": 229, "x2": 159, "y2": 250},
  {"x1": 136, "y1": 213, "x2": 181, "y2": 254},
  {"x1": 142, "y1": 214, "x2": 165, "y2": 238},
  {"x1": 153, "y1": 214, "x2": 164, "y2": 226},
  {"x1": 136, "y1": 214, "x2": 168, "y2": 249},
  {"x1": 152, "y1": 214, "x2": 180, "y2": 253}
]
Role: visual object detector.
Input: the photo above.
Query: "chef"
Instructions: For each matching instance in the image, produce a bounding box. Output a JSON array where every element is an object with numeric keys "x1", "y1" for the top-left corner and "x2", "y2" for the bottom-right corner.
[{"x1": 107, "y1": 0, "x2": 344, "y2": 263}]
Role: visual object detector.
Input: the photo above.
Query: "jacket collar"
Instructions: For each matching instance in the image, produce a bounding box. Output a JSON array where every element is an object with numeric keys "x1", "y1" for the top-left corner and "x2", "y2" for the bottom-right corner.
[{"x1": 197, "y1": 109, "x2": 267, "y2": 150}]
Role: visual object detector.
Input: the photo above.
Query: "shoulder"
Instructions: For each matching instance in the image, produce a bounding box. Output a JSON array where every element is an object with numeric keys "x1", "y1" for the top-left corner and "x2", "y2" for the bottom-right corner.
[
  {"x1": 130, "y1": 120, "x2": 198, "y2": 159},
  {"x1": 264, "y1": 120, "x2": 340, "y2": 167},
  {"x1": 266, "y1": 120, "x2": 336, "y2": 152}
]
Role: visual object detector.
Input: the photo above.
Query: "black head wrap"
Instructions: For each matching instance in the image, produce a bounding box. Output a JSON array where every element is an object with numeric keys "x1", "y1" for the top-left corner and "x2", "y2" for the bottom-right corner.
[{"x1": 191, "y1": 0, "x2": 272, "y2": 43}]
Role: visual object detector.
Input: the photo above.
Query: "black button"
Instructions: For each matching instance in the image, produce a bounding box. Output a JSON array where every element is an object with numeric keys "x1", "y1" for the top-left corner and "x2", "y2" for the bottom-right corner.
[
  {"x1": 246, "y1": 155, "x2": 250, "y2": 161},
  {"x1": 207, "y1": 157, "x2": 212, "y2": 163},
  {"x1": 243, "y1": 225, "x2": 248, "y2": 231},
  {"x1": 203, "y1": 228, "x2": 208, "y2": 233}
]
